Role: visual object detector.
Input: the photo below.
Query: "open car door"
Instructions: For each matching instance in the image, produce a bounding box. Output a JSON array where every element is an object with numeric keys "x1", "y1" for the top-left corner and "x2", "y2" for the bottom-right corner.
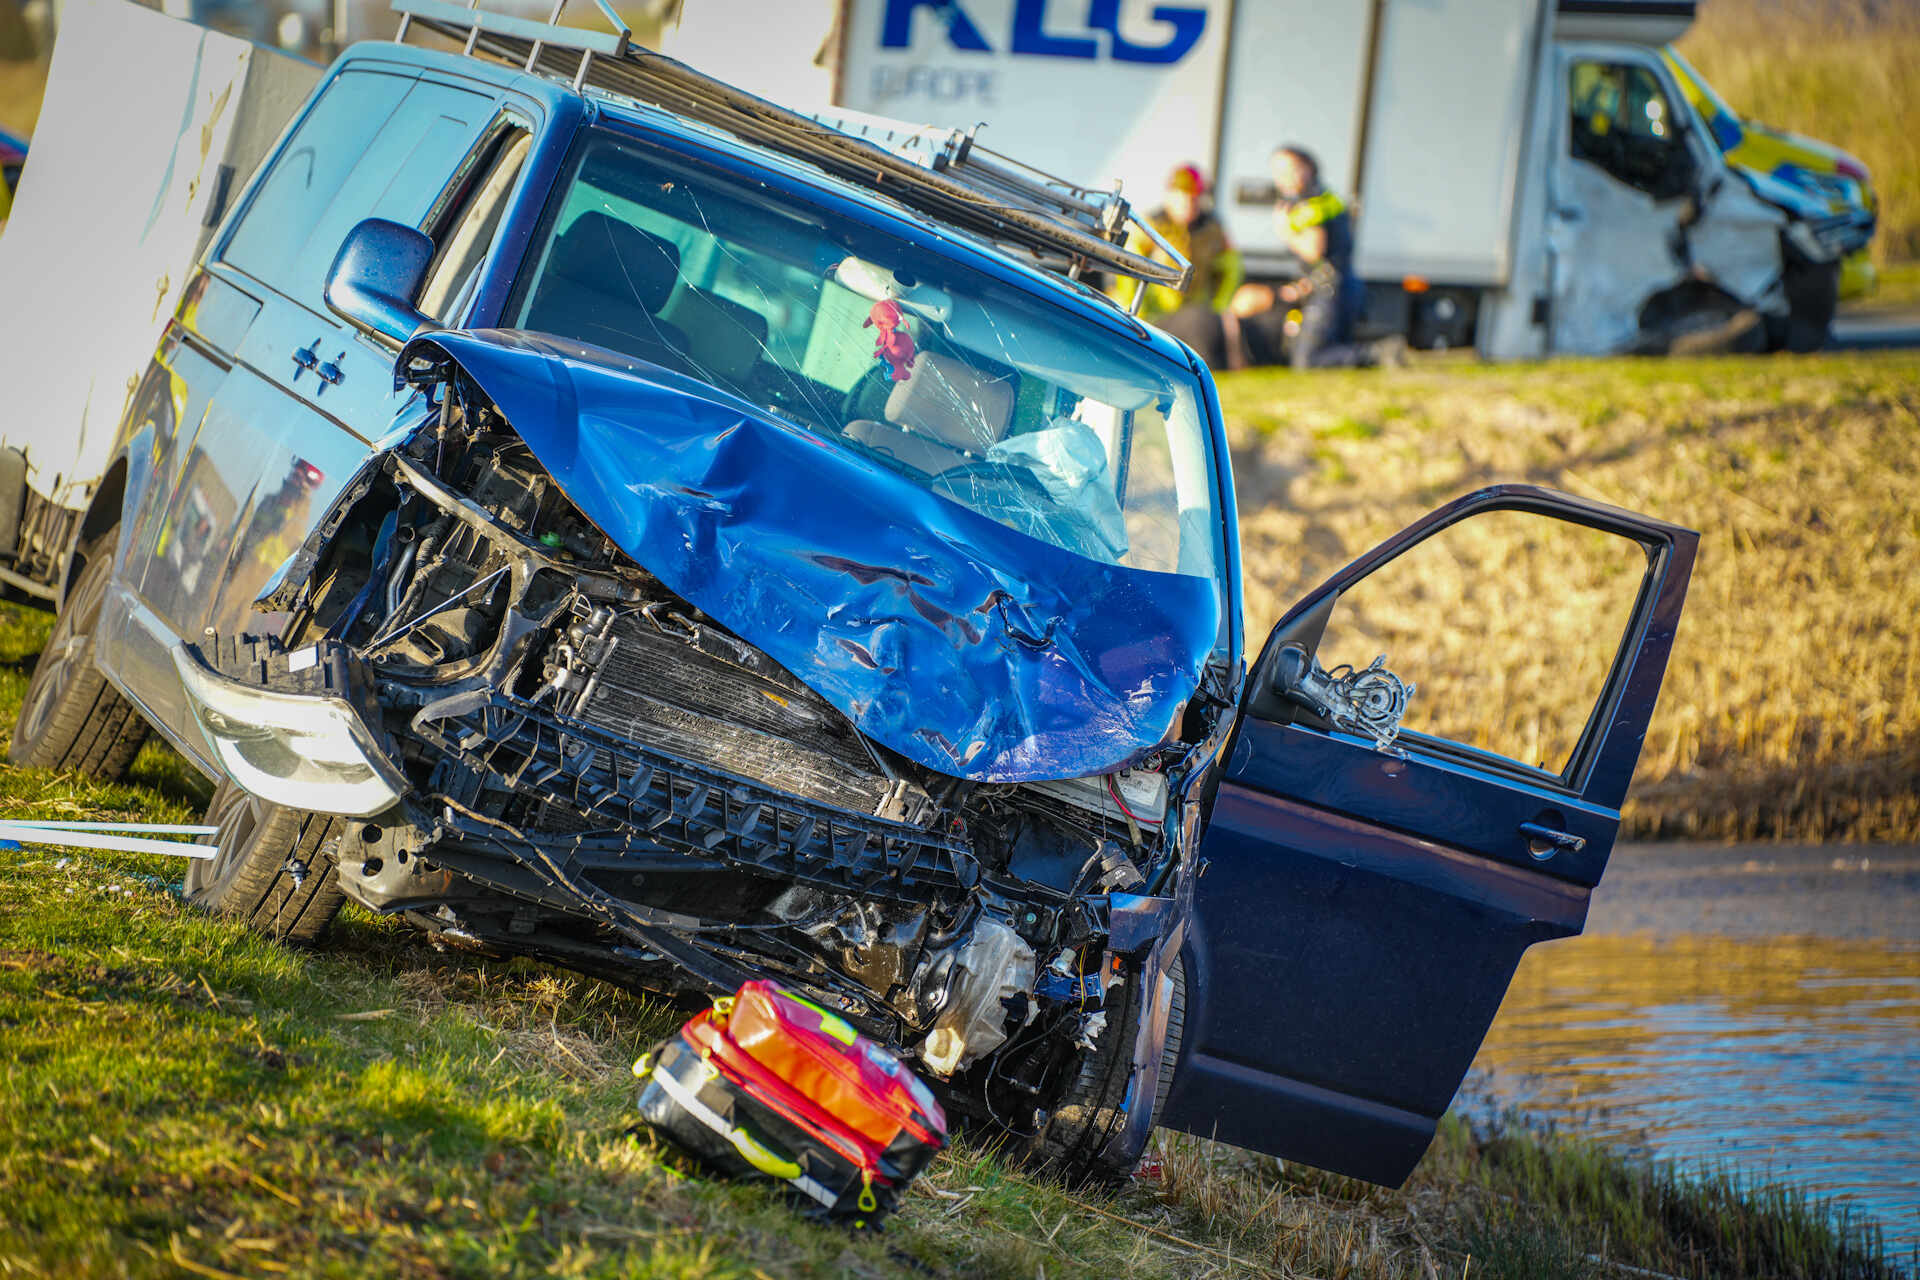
[{"x1": 1159, "y1": 484, "x2": 1697, "y2": 1185}]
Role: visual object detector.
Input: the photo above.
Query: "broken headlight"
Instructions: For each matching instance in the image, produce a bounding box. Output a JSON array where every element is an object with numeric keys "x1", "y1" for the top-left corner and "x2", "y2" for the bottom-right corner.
[{"x1": 172, "y1": 645, "x2": 406, "y2": 818}]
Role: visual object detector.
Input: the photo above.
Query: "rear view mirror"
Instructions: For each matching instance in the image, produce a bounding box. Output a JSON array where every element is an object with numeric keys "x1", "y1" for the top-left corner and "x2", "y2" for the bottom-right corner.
[{"x1": 325, "y1": 218, "x2": 434, "y2": 345}]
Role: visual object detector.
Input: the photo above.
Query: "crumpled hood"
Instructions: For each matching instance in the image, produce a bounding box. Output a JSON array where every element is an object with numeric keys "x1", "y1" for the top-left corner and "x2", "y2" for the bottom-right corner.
[{"x1": 399, "y1": 330, "x2": 1219, "y2": 784}]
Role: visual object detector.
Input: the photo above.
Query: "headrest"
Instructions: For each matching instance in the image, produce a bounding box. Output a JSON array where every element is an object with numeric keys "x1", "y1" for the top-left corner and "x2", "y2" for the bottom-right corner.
[
  {"x1": 548, "y1": 212, "x2": 681, "y2": 312},
  {"x1": 665, "y1": 287, "x2": 770, "y2": 385},
  {"x1": 885, "y1": 351, "x2": 1014, "y2": 452}
]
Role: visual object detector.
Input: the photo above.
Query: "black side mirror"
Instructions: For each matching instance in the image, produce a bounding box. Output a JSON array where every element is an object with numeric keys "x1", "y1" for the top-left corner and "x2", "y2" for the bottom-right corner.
[{"x1": 325, "y1": 218, "x2": 434, "y2": 345}]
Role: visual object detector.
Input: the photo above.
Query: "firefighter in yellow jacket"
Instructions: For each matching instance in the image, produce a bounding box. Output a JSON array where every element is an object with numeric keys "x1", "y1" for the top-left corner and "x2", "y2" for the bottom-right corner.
[{"x1": 1109, "y1": 164, "x2": 1243, "y2": 369}]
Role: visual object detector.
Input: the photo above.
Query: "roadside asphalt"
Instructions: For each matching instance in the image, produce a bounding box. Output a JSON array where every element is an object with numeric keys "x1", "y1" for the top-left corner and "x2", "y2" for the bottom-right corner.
[{"x1": 1829, "y1": 305, "x2": 1920, "y2": 350}]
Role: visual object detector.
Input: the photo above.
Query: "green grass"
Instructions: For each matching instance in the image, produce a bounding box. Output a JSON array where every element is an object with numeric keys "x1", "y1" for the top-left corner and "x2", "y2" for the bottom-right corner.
[
  {"x1": 1851, "y1": 261, "x2": 1920, "y2": 311},
  {"x1": 0, "y1": 601, "x2": 1911, "y2": 1277}
]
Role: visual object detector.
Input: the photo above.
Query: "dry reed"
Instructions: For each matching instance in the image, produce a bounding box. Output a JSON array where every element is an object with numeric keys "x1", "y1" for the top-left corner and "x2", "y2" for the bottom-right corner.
[{"x1": 1224, "y1": 353, "x2": 1920, "y2": 844}]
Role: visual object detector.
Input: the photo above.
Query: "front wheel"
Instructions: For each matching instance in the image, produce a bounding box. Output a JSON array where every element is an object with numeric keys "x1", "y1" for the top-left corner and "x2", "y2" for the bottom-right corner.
[
  {"x1": 9, "y1": 530, "x2": 150, "y2": 778},
  {"x1": 1026, "y1": 955, "x2": 1187, "y2": 1183},
  {"x1": 184, "y1": 781, "x2": 347, "y2": 943}
]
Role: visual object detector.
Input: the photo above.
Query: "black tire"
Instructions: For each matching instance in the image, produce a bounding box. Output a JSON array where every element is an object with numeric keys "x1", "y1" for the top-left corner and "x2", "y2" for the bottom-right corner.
[
  {"x1": 1782, "y1": 259, "x2": 1840, "y2": 354},
  {"x1": 184, "y1": 780, "x2": 347, "y2": 943},
  {"x1": 1028, "y1": 955, "x2": 1187, "y2": 1183},
  {"x1": 9, "y1": 531, "x2": 150, "y2": 778}
]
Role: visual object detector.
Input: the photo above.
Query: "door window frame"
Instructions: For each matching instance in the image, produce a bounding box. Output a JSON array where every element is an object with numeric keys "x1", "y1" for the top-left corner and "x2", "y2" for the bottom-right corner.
[
  {"x1": 1250, "y1": 486, "x2": 1680, "y2": 800},
  {"x1": 415, "y1": 110, "x2": 538, "y2": 330},
  {"x1": 210, "y1": 61, "x2": 517, "y2": 323}
]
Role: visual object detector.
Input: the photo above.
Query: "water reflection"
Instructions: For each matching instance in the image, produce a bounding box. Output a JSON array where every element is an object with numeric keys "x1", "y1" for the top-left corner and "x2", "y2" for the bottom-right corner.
[{"x1": 1463, "y1": 931, "x2": 1920, "y2": 1251}]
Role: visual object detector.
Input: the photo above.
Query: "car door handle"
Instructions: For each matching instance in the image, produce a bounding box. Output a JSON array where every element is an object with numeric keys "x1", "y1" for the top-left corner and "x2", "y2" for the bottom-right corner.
[
  {"x1": 291, "y1": 340, "x2": 320, "y2": 382},
  {"x1": 1553, "y1": 206, "x2": 1584, "y2": 223},
  {"x1": 1519, "y1": 822, "x2": 1587, "y2": 856}
]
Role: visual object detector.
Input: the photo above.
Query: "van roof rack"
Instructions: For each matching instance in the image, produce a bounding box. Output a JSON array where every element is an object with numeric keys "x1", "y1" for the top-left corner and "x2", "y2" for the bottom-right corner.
[{"x1": 390, "y1": 0, "x2": 1190, "y2": 297}]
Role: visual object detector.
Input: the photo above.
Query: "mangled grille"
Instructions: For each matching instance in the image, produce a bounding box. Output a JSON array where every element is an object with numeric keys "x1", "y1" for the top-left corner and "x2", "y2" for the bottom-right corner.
[{"x1": 567, "y1": 611, "x2": 893, "y2": 814}]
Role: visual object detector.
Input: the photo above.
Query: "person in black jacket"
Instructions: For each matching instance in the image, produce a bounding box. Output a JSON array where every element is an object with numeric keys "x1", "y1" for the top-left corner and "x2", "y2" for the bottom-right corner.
[{"x1": 1230, "y1": 145, "x2": 1406, "y2": 369}]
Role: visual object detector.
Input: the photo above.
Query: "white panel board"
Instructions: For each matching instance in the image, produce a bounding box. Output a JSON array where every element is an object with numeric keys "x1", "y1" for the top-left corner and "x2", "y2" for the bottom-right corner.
[
  {"x1": 0, "y1": 0, "x2": 318, "y2": 508},
  {"x1": 1213, "y1": 0, "x2": 1372, "y2": 261},
  {"x1": 664, "y1": 0, "x2": 843, "y2": 110},
  {"x1": 1355, "y1": 0, "x2": 1543, "y2": 286},
  {"x1": 836, "y1": 0, "x2": 1231, "y2": 213}
]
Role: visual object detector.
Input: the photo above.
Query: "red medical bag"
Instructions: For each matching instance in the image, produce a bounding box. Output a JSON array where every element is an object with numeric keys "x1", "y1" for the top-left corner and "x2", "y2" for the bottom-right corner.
[{"x1": 634, "y1": 980, "x2": 948, "y2": 1223}]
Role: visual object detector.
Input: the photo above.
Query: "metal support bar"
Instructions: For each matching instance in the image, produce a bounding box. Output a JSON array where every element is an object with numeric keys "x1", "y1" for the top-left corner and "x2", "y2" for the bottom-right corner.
[
  {"x1": 525, "y1": 0, "x2": 565, "y2": 71},
  {"x1": 0, "y1": 820, "x2": 219, "y2": 859}
]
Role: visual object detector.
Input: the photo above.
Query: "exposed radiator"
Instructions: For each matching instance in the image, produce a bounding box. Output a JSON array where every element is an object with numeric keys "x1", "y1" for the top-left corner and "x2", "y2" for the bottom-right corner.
[{"x1": 568, "y1": 610, "x2": 892, "y2": 814}]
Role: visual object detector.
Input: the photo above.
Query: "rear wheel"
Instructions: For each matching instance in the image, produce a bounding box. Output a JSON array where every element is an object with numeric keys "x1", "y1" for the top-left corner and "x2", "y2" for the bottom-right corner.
[
  {"x1": 9, "y1": 530, "x2": 150, "y2": 778},
  {"x1": 184, "y1": 781, "x2": 347, "y2": 943},
  {"x1": 1028, "y1": 955, "x2": 1186, "y2": 1183}
]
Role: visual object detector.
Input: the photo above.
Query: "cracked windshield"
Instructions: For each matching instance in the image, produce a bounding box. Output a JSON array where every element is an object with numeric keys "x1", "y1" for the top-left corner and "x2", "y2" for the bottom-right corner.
[{"x1": 507, "y1": 132, "x2": 1221, "y2": 584}]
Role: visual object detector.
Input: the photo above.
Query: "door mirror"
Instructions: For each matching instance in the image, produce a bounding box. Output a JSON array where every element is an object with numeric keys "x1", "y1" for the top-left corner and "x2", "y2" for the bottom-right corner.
[{"x1": 325, "y1": 218, "x2": 434, "y2": 345}]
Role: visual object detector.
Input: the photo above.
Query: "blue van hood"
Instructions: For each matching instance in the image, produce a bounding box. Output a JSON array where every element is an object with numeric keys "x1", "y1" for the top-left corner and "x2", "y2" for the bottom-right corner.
[{"x1": 399, "y1": 330, "x2": 1219, "y2": 784}]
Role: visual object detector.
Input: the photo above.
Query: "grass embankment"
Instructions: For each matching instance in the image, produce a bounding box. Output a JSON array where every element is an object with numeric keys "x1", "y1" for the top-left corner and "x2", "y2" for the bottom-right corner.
[
  {"x1": 0, "y1": 607, "x2": 1908, "y2": 1279},
  {"x1": 1222, "y1": 350, "x2": 1920, "y2": 843},
  {"x1": 1679, "y1": 0, "x2": 1920, "y2": 266}
]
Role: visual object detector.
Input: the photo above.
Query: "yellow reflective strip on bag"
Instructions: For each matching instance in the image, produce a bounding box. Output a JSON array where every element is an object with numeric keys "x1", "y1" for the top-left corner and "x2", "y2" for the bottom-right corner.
[
  {"x1": 724, "y1": 1123, "x2": 805, "y2": 1180},
  {"x1": 781, "y1": 989, "x2": 859, "y2": 1045}
]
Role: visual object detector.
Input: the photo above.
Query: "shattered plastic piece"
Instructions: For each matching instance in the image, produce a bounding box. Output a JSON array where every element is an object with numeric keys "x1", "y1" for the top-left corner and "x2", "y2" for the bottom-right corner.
[
  {"x1": 918, "y1": 919, "x2": 1036, "y2": 1074},
  {"x1": 1074, "y1": 1010, "x2": 1109, "y2": 1051}
]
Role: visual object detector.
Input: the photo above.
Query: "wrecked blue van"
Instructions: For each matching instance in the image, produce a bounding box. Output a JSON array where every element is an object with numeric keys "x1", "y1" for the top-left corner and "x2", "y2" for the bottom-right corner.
[{"x1": 11, "y1": 9, "x2": 1695, "y2": 1185}]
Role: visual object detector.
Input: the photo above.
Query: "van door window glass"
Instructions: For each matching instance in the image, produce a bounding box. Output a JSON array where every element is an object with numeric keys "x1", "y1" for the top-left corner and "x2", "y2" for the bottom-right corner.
[
  {"x1": 1568, "y1": 61, "x2": 1694, "y2": 201},
  {"x1": 221, "y1": 69, "x2": 411, "y2": 302},
  {"x1": 223, "y1": 76, "x2": 493, "y2": 313},
  {"x1": 294, "y1": 80, "x2": 494, "y2": 313},
  {"x1": 1311, "y1": 510, "x2": 1646, "y2": 778},
  {"x1": 420, "y1": 127, "x2": 533, "y2": 322}
]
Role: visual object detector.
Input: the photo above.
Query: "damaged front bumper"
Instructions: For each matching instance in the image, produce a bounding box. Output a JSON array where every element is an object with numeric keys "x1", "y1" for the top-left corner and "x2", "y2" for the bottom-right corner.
[{"x1": 173, "y1": 638, "x2": 408, "y2": 819}]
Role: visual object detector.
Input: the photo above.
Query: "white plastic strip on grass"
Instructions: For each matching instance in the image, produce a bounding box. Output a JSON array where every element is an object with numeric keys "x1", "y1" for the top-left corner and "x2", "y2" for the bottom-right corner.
[{"x1": 0, "y1": 821, "x2": 219, "y2": 859}]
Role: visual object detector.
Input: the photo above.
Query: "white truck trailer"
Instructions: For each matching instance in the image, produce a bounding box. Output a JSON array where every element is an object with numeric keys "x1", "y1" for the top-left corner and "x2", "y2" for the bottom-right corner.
[
  {"x1": 666, "y1": 0, "x2": 1861, "y2": 359},
  {"x1": 0, "y1": 0, "x2": 319, "y2": 604}
]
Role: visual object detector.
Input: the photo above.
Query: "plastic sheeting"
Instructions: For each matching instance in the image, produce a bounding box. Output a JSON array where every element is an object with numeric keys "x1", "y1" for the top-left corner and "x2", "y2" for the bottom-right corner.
[{"x1": 400, "y1": 330, "x2": 1221, "y2": 784}]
